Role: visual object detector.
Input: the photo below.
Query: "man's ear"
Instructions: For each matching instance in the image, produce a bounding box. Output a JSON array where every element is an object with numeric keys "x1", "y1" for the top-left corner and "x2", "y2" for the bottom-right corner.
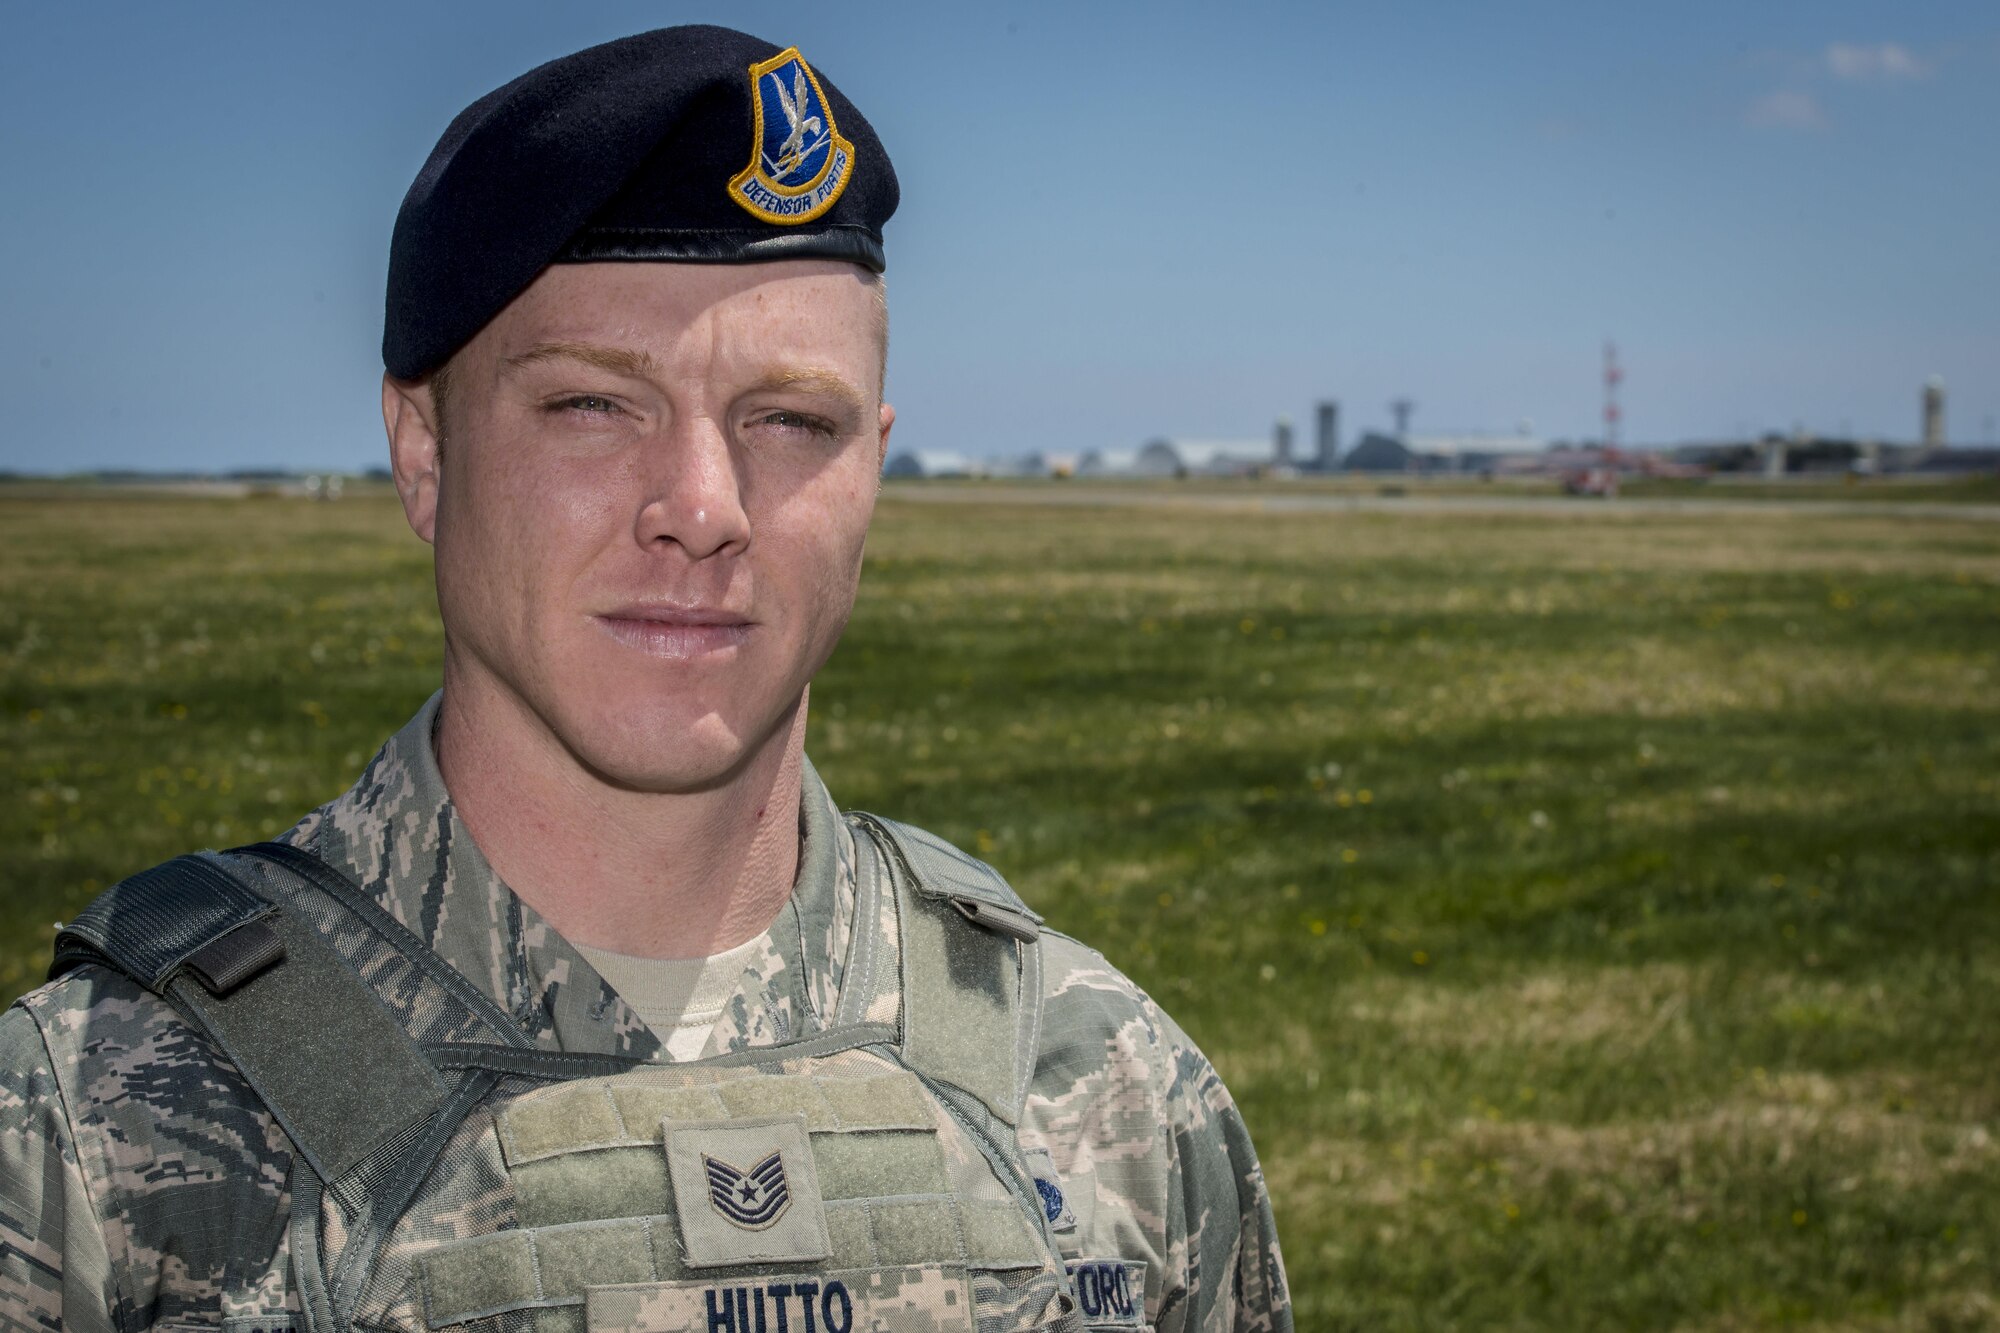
[
  {"x1": 383, "y1": 374, "x2": 443, "y2": 545},
  {"x1": 876, "y1": 400, "x2": 896, "y2": 472}
]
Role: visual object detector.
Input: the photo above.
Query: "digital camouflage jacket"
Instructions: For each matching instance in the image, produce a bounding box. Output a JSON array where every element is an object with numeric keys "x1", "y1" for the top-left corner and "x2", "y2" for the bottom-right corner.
[{"x1": 0, "y1": 695, "x2": 1290, "y2": 1332}]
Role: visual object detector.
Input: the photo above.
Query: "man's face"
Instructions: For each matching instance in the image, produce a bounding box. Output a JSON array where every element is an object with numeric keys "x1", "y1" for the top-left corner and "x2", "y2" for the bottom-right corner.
[{"x1": 389, "y1": 260, "x2": 892, "y2": 792}]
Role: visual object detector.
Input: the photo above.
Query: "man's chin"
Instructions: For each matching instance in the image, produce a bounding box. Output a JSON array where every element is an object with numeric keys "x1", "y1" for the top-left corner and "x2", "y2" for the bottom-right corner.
[{"x1": 556, "y1": 701, "x2": 773, "y2": 795}]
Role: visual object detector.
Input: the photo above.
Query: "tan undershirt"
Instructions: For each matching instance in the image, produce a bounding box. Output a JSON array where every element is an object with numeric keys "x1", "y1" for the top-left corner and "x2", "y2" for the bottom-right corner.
[{"x1": 574, "y1": 933, "x2": 770, "y2": 1061}]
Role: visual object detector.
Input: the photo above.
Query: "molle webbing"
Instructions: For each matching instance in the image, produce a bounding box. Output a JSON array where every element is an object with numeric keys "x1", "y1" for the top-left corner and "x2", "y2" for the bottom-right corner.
[
  {"x1": 492, "y1": 1068, "x2": 955, "y2": 1235},
  {"x1": 494, "y1": 1070, "x2": 939, "y2": 1167},
  {"x1": 423, "y1": 1064, "x2": 1044, "y2": 1329},
  {"x1": 421, "y1": 1205, "x2": 1041, "y2": 1327}
]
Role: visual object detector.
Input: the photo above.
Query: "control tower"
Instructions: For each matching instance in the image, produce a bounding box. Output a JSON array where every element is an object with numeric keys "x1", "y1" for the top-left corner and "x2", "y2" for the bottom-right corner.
[
  {"x1": 1315, "y1": 401, "x2": 1339, "y2": 470},
  {"x1": 1922, "y1": 376, "x2": 1946, "y2": 454}
]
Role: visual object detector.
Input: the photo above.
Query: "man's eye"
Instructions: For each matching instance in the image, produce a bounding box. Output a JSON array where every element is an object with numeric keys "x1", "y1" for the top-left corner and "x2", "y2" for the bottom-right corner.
[
  {"x1": 548, "y1": 394, "x2": 622, "y2": 416},
  {"x1": 758, "y1": 410, "x2": 836, "y2": 437}
]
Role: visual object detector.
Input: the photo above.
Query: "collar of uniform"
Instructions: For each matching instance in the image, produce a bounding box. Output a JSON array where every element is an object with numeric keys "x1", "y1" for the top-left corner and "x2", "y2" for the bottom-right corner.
[
  {"x1": 286, "y1": 690, "x2": 858, "y2": 1060},
  {"x1": 695, "y1": 751, "x2": 858, "y2": 1057}
]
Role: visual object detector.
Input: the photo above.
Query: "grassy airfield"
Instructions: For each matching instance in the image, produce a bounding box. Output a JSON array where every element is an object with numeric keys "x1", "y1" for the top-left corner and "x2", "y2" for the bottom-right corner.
[{"x1": 2, "y1": 484, "x2": 1996, "y2": 1329}]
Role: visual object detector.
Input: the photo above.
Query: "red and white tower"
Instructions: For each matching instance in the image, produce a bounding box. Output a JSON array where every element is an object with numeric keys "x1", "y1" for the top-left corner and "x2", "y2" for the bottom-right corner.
[{"x1": 1602, "y1": 340, "x2": 1623, "y2": 452}]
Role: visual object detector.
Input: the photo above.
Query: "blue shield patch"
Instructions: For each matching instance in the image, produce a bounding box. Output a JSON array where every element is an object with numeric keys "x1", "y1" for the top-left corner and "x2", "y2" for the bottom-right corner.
[
  {"x1": 1035, "y1": 1175, "x2": 1066, "y2": 1223},
  {"x1": 704, "y1": 1150, "x2": 793, "y2": 1230},
  {"x1": 728, "y1": 47, "x2": 856, "y2": 225},
  {"x1": 1023, "y1": 1146, "x2": 1078, "y2": 1232}
]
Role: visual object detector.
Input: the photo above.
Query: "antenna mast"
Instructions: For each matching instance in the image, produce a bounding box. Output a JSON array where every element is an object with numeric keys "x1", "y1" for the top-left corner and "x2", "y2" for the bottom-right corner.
[{"x1": 1603, "y1": 340, "x2": 1623, "y2": 450}]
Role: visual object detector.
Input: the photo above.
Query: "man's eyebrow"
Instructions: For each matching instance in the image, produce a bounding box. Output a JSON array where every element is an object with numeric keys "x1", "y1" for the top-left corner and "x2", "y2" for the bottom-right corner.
[
  {"x1": 502, "y1": 341, "x2": 661, "y2": 378},
  {"x1": 752, "y1": 368, "x2": 868, "y2": 415}
]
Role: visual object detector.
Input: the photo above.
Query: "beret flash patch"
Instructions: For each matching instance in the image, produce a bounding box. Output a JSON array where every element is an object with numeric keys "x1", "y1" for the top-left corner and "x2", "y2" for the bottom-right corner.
[{"x1": 729, "y1": 48, "x2": 856, "y2": 225}]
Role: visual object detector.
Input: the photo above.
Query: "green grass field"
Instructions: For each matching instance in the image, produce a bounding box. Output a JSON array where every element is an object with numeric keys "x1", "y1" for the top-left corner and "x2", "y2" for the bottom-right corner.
[{"x1": 3, "y1": 487, "x2": 1996, "y2": 1329}]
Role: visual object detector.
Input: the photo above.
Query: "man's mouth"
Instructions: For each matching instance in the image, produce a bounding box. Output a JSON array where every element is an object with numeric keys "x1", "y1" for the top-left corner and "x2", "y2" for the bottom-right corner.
[{"x1": 592, "y1": 605, "x2": 754, "y2": 659}]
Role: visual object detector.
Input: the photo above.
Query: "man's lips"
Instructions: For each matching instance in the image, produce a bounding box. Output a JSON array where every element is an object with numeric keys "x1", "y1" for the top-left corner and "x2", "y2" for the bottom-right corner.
[{"x1": 592, "y1": 606, "x2": 753, "y2": 658}]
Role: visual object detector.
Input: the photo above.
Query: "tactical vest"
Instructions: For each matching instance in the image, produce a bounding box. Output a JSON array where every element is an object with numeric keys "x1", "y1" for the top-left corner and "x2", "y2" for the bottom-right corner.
[{"x1": 53, "y1": 814, "x2": 1096, "y2": 1333}]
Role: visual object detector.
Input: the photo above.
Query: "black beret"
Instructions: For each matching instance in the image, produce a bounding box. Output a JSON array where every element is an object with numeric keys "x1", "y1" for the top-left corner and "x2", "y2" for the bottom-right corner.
[{"x1": 383, "y1": 25, "x2": 898, "y2": 380}]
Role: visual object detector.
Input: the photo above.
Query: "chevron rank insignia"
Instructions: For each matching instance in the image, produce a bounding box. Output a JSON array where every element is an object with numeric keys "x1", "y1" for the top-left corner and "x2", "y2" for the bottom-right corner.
[
  {"x1": 729, "y1": 47, "x2": 856, "y2": 224},
  {"x1": 665, "y1": 1114, "x2": 831, "y2": 1268},
  {"x1": 704, "y1": 1149, "x2": 791, "y2": 1229}
]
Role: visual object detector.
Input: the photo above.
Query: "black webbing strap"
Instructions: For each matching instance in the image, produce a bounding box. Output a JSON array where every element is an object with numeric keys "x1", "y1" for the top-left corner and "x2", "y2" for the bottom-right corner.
[
  {"x1": 53, "y1": 854, "x2": 286, "y2": 995},
  {"x1": 51, "y1": 851, "x2": 451, "y2": 1187}
]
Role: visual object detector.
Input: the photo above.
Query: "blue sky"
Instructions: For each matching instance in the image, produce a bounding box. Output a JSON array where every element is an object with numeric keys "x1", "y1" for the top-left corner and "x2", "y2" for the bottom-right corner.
[{"x1": 1, "y1": 1, "x2": 1994, "y2": 472}]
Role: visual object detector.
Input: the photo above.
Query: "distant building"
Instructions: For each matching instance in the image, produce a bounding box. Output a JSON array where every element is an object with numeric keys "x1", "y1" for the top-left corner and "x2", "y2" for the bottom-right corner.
[
  {"x1": 1132, "y1": 437, "x2": 1276, "y2": 478},
  {"x1": 1667, "y1": 442, "x2": 1758, "y2": 471},
  {"x1": 1076, "y1": 448, "x2": 1137, "y2": 477},
  {"x1": 1342, "y1": 432, "x2": 1415, "y2": 472},
  {"x1": 1412, "y1": 433, "x2": 1548, "y2": 473},
  {"x1": 882, "y1": 449, "x2": 979, "y2": 479},
  {"x1": 978, "y1": 453, "x2": 1040, "y2": 478},
  {"x1": 1907, "y1": 446, "x2": 2000, "y2": 475},
  {"x1": 1669, "y1": 436, "x2": 1962, "y2": 475},
  {"x1": 1313, "y1": 401, "x2": 1340, "y2": 471},
  {"x1": 1923, "y1": 376, "x2": 1946, "y2": 452},
  {"x1": 1341, "y1": 431, "x2": 1547, "y2": 474}
]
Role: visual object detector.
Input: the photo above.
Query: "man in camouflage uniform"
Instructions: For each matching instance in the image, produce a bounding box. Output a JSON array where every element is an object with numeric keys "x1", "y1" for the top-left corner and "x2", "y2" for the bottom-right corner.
[{"x1": 0, "y1": 25, "x2": 1288, "y2": 1333}]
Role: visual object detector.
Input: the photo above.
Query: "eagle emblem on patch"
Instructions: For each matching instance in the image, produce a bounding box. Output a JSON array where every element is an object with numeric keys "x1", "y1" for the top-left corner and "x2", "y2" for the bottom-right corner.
[
  {"x1": 703, "y1": 1149, "x2": 793, "y2": 1229},
  {"x1": 728, "y1": 47, "x2": 856, "y2": 225}
]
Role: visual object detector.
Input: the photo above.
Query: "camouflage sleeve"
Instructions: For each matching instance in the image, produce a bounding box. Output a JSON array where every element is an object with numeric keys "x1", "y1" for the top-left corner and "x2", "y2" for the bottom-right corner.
[
  {"x1": 1154, "y1": 1008, "x2": 1290, "y2": 1333},
  {"x1": 1026, "y1": 934, "x2": 1291, "y2": 1333},
  {"x1": 0, "y1": 1003, "x2": 118, "y2": 1333}
]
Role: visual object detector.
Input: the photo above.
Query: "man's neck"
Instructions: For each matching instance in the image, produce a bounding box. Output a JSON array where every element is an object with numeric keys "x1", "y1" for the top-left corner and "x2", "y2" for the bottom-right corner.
[{"x1": 433, "y1": 675, "x2": 806, "y2": 961}]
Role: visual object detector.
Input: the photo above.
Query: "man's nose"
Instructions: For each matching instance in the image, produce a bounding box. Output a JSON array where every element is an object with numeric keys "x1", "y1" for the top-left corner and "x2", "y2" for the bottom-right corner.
[{"x1": 632, "y1": 417, "x2": 751, "y2": 561}]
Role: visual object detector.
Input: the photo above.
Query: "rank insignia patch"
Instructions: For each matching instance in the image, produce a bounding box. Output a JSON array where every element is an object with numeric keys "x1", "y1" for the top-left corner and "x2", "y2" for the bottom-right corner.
[
  {"x1": 729, "y1": 47, "x2": 856, "y2": 225},
  {"x1": 704, "y1": 1149, "x2": 791, "y2": 1229},
  {"x1": 664, "y1": 1114, "x2": 832, "y2": 1269}
]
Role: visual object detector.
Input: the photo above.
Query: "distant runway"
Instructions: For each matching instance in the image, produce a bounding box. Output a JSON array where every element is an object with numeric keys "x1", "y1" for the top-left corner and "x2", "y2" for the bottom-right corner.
[{"x1": 882, "y1": 483, "x2": 2000, "y2": 524}]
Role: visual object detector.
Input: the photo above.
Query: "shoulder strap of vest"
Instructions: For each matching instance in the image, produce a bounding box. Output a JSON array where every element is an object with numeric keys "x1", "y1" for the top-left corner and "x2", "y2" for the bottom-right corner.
[
  {"x1": 850, "y1": 813, "x2": 1045, "y2": 1128},
  {"x1": 50, "y1": 848, "x2": 460, "y2": 1188},
  {"x1": 872, "y1": 816, "x2": 1046, "y2": 941}
]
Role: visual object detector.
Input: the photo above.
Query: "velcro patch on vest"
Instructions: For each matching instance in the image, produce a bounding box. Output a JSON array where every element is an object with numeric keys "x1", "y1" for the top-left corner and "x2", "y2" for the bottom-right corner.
[
  {"x1": 663, "y1": 1113, "x2": 832, "y2": 1269},
  {"x1": 1068, "y1": 1257, "x2": 1148, "y2": 1328},
  {"x1": 1021, "y1": 1146, "x2": 1078, "y2": 1233},
  {"x1": 222, "y1": 1318, "x2": 299, "y2": 1333},
  {"x1": 587, "y1": 1266, "x2": 973, "y2": 1332}
]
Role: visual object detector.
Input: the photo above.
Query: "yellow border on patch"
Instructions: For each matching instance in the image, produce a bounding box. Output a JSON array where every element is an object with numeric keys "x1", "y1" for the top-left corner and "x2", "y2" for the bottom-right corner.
[{"x1": 727, "y1": 47, "x2": 857, "y2": 226}]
